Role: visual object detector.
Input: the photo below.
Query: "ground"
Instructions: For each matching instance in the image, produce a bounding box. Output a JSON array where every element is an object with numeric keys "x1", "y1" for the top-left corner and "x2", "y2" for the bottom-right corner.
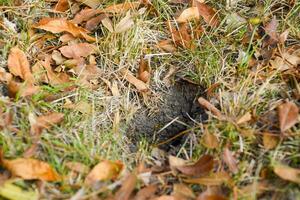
[{"x1": 0, "y1": 0, "x2": 300, "y2": 199}]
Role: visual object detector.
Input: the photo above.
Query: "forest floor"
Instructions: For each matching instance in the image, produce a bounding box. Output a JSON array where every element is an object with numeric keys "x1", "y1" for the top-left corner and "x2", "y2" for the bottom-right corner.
[{"x1": 0, "y1": 0, "x2": 300, "y2": 199}]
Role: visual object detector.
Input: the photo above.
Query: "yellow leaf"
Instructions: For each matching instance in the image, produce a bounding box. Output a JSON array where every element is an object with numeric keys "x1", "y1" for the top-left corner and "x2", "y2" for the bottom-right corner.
[{"x1": 0, "y1": 180, "x2": 39, "y2": 200}]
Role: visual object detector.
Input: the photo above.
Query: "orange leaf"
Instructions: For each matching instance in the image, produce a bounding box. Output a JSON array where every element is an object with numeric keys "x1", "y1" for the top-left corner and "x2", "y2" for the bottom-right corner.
[
  {"x1": 195, "y1": 2, "x2": 219, "y2": 27},
  {"x1": 138, "y1": 56, "x2": 150, "y2": 83},
  {"x1": 115, "y1": 173, "x2": 137, "y2": 200},
  {"x1": 201, "y1": 130, "x2": 219, "y2": 149},
  {"x1": 121, "y1": 69, "x2": 149, "y2": 92},
  {"x1": 59, "y1": 43, "x2": 96, "y2": 58},
  {"x1": 85, "y1": 160, "x2": 123, "y2": 185},
  {"x1": 273, "y1": 164, "x2": 300, "y2": 184},
  {"x1": 175, "y1": 155, "x2": 214, "y2": 176},
  {"x1": 134, "y1": 185, "x2": 157, "y2": 200},
  {"x1": 103, "y1": 2, "x2": 141, "y2": 14},
  {"x1": 35, "y1": 18, "x2": 95, "y2": 42},
  {"x1": 7, "y1": 47, "x2": 34, "y2": 84},
  {"x1": 263, "y1": 133, "x2": 279, "y2": 150},
  {"x1": 30, "y1": 112, "x2": 64, "y2": 135},
  {"x1": 54, "y1": 0, "x2": 69, "y2": 12},
  {"x1": 184, "y1": 171, "x2": 231, "y2": 186},
  {"x1": 65, "y1": 162, "x2": 89, "y2": 174},
  {"x1": 2, "y1": 158, "x2": 60, "y2": 181},
  {"x1": 278, "y1": 101, "x2": 299, "y2": 132}
]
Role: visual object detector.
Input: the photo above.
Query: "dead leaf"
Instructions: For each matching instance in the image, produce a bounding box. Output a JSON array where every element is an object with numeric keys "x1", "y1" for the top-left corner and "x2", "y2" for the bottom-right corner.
[
  {"x1": 85, "y1": 14, "x2": 107, "y2": 31},
  {"x1": 278, "y1": 101, "x2": 299, "y2": 132},
  {"x1": 177, "y1": 7, "x2": 199, "y2": 23},
  {"x1": 264, "y1": 16, "x2": 278, "y2": 43},
  {"x1": 223, "y1": 147, "x2": 238, "y2": 174},
  {"x1": 273, "y1": 164, "x2": 300, "y2": 184},
  {"x1": 103, "y1": 2, "x2": 140, "y2": 14},
  {"x1": 7, "y1": 81, "x2": 40, "y2": 98},
  {"x1": 173, "y1": 184, "x2": 196, "y2": 199},
  {"x1": 138, "y1": 56, "x2": 150, "y2": 83},
  {"x1": 65, "y1": 162, "x2": 89, "y2": 174},
  {"x1": 236, "y1": 112, "x2": 252, "y2": 125},
  {"x1": 120, "y1": 69, "x2": 149, "y2": 92},
  {"x1": 195, "y1": 2, "x2": 219, "y2": 27},
  {"x1": 72, "y1": 8, "x2": 101, "y2": 24},
  {"x1": 75, "y1": 0, "x2": 102, "y2": 9},
  {"x1": 115, "y1": 11, "x2": 134, "y2": 33},
  {"x1": 201, "y1": 129, "x2": 219, "y2": 149},
  {"x1": 59, "y1": 33, "x2": 76, "y2": 43},
  {"x1": 30, "y1": 112, "x2": 64, "y2": 135},
  {"x1": 184, "y1": 171, "x2": 231, "y2": 186},
  {"x1": 2, "y1": 158, "x2": 60, "y2": 181},
  {"x1": 197, "y1": 194, "x2": 227, "y2": 200},
  {"x1": 52, "y1": 50, "x2": 65, "y2": 65},
  {"x1": 101, "y1": 17, "x2": 114, "y2": 32},
  {"x1": 263, "y1": 133, "x2": 279, "y2": 150},
  {"x1": 152, "y1": 196, "x2": 176, "y2": 200},
  {"x1": 64, "y1": 101, "x2": 92, "y2": 114},
  {"x1": 157, "y1": 40, "x2": 177, "y2": 53},
  {"x1": 198, "y1": 97, "x2": 223, "y2": 119},
  {"x1": 54, "y1": 0, "x2": 69, "y2": 12},
  {"x1": 7, "y1": 47, "x2": 35, "y2": 84},
  {"x1": 35, "y1": 18, "x2": 95, "y2": 42},
  {"x1": 174, "y1": 155, "x2": 214, "y2": 176},
  {"x1": 85, "y1": 160, "x2": 123, "y2": 185},
  {"x1": 115, "y1": 173, "x2": 137, "y2": 200},
  {"x1": 134, "y1": 185, "x2": 157, "y2": 200},
  {"x1": 59, "y1": 43, "x2": 96, "y2": 58},
  {"x1": 168, "y1": 21, "x2": 194, "y2": 49}
]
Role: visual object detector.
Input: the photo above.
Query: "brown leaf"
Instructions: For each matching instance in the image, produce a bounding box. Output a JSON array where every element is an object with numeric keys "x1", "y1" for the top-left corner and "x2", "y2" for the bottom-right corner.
[
  {"x1": 278, "y1": 101, "x2": 299, "y2": 132},
  {"x1": 2, "y1": 158, "x2": 60, "y2": 181},
  {"x1": 197, "y1": 194, "x2": 227, "y2": 200},
  {"x1": 59, "y1": 33, "x2": 76, "y2": 43},
  {"x1": 85, "y1": 160, "x2": 123, "y2": 185},
  {"x1": 7, "y1": 81, "x2": 40, "y2": 98},
  {"x1": 184, "y1": 171, "x2": 231, "y2": 186},
  {"x1": 157, "y1": 40, "x2": 177, "y2": 53},
  {"x1": 222, "y1": 147, "x2": 238, "y2": 174},
  {"x1": 72, "y1": 8, "x2": 101, "y2": 24},
  {"x1": 65, "y1": 162, "x2": 89, "y2": 174},
  {"x1": 54, "y1": 0, "x2": 69, "y2": 12},
  {"x1": 64, "y1": 101, "x2": 92, "y2": 114},
  {"x1": 152, "y1": 196, "x2": 176, "y2": 200},
  {"x1": 75, "y1": 0, "x2": 102, "y2": 9},
  {"x1": 168, "y1": 21, "x2": 194, "y2": 49},
  {"x1": 103, "y1": 2, "x2": 140, "y2": 14},
  {"x1": 177, "y1": 7, "x2": 199, "y2": 23},
  {"x1": 195, "y1": 2, "x2": 219, "y2": 27},
  {"x1": 173, "y1": 184, "x2": 196, "y2": 199},
  {"x1": 138, "y1": 56, "x2": 150, "y2": 83},
  {"x1": 264, "y1": 17, "x2": 278, "y2": 42},
  {"x1": 263, "y1": 133, "x2": 279, "y2": 150},
  {"x1": 120, "y1": 69, "x2": 149, "y2": 92},
  {"x1": 115, "y1": 11, "x2": 134, "y2": 33},
  {"x1": 85, "y1": 14, "x2": 107, "y2": 31},
  {"x1": 176, "y1": 155, "x2": 214, "y2": 176},
  {"x1": 35, "y1": 18, "x2": 95, "y2": 42},
  {"x1": 273, "y1": 164, "x2": 300, "y2": 184},
  {"x1": 134, "y1": 185, "x2": 157, "y2": 200},
  {"x1": 201, "y1": 129, "x2": 219, "y2": 149},
  {"x1": 236, "y1": 112, "x2": 252, "y2": 125},
  {"x1": 30, "y1": 112, "x2": 64, "y2": 135},
  {"x1": 7, "y1": 47, "x2": 34, "y2": 84},
  {"x1": 59, "y1": 43, "x2": 96, "y2": 58},
  {"x1": 115, "y1": 173, "x2": 137, "y2": 200},
  {"x1": 198, "y1": 97, "x2": 223, "y2": 119}
]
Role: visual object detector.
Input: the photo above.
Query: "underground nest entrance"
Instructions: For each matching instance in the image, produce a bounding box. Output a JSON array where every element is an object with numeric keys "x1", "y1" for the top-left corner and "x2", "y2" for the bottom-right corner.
[{"x1": 129, "y1": 80, "x2": 207, "y2": 150}]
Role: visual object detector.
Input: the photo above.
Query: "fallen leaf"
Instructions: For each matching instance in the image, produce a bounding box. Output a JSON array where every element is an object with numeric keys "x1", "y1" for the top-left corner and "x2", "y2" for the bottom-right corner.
[
  {"x1": 138, "y1": 56, "x2": 150, "y2": 83},
  {"x1": 223, "y1": 147, "x2": 238, "y2": 174},
  {"x1": 115, "y1": 11, "x2": 134, "y2": 33},
  {"x1": 263, "y1": 133, "x2": 279, "y2": 150},
  {"x1": 51, "y1": 50, "x2": 65, "y2": 65},
  {"x1": 173, "y1": 184, "x2": 196, "y2": 199},
  {"x1": 236, "y1": 112, "x2": 252, "y2": 125},
  {"x1": 30, "y1": 112, "x2": 64, "y2": 135},
  {"x1": 59, "y1": 43, "x2": 96, "y2": 58},
  {"x1": 64, "y1": 101, "x2": 92, "y2": 114},
  {"x1": 152, "y1": 196, "x2": 176, "y2": 200},
  {"x1": 168, "y1": 21, "x2": 194, "y2": 49},
  {"x1": 197, "y1": 194, "x2": 227, "y2": 200},
  {"x1": 184, "y1": 171, "x2": 231, "y2": 186},
  {"x1": 177, "y1": 7, "x2": 199, "y2": 23},
  {"x1": 85, "y1": 160, "x2": 123, "y2": 185},
  {"x1": 72, "y1": 8, "x2": 101, "y2": 24},
  {"x1": 198, "y1": 97, "x2": 223, "y2": 119},
  {"x1": 35, "y1": 18, "x2": 95, "y2": 42},
  {"x1": 273, "y1": 164, "x2": 300, "y2": 184},
  {"x1": 103, "y1": 2, "x2": 140, "y2": 14},
  {"x1": 195, "y1": 2, "x2": 219, "y2": 27},
  {"x1": 134, "y1": 185, "x2": 157, "y2": 200},
  {"x1": 2, "y1": 158, "x2": 60, "y2": 181},
  {"x1": 7, "y1": 81, "x2": 40, "y2": 98},
  {"x1": 115, "y1": 173, "x2": 137, "y2": 200},
  {"x1": 7, "y1": 47, "x2": 35, "y2": 84},
  {"x1": 120, "y1": 69, "x2": 149, "y2": 92},
  {"x1": 278, "y1": 101, "x2": 299, "y2": 132},
  {"x1": 264, "y1": 16, "x2": 278, "y2": 43},
  {"x1": 54, "y1": 0, "x2": 69, "y2": 12},
  {"x1": 101, "y1": 17, "x2": 114, "y2": 32},
  {"x1": 65, "y1": 162, "x2": 89, "y2": 174},
  {"x1": 175, "y1": 155, "x2": 214, "y2": 176},
  {"x1": 157, "y1": 40, "x2": 177, "y2": 53},
  {"x1": 75, "y1": 0, "x2": 102, "y2": 9},
  {"x1": 85, "y1": 14, "x2": 107, "y2": 31},
  {"x1": 201, "y1": 129, "x2": 219, "y2": 149}
]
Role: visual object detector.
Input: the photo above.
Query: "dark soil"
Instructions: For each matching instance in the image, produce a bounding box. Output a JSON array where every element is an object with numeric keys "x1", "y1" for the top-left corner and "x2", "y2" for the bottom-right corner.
[{"x1": 129, "y1": 80, "x2": 207, "y2": 150}]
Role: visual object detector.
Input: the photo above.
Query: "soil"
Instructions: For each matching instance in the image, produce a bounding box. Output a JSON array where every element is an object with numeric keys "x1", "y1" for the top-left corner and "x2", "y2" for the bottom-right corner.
[{"x1": 129, "y1": 80, "x2": 207, "y2": 150}]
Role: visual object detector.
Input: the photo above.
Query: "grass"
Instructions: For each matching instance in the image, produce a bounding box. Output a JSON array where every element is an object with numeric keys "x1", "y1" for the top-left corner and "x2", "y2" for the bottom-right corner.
[{"x1": 0, "y1": 0, "x2": 299, "y2": 199}]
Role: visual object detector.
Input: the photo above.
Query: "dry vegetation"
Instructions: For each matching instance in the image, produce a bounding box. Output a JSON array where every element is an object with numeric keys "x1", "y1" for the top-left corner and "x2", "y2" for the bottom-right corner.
[{"x1": 0, "y1": 0, "x2": 299, "y2": 199}]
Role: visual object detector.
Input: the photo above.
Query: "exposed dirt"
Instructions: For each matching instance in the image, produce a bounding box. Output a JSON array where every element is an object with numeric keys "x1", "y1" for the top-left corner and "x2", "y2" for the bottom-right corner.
[{"x1": 129, "y1": 80, "x2": 207, "y2": 150}]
